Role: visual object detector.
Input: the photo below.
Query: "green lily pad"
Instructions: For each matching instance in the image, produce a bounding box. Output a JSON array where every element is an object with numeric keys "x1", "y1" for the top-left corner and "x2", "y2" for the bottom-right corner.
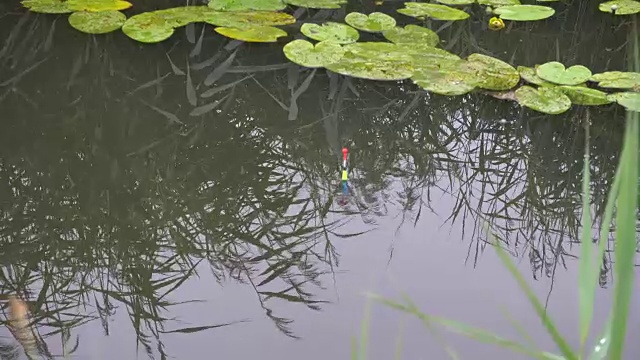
[
  {"x1": 155, "y1": 6, "x2": 209, "y2": 27},
  {"x1": 467, "y1": 53, "x2": 519, "y2": 91},
  {"x1": 515, "y1": 86, "x2": 572, "y2": 114},
  {"x1": 517, "y1": 66, "x2": 555, "y2": 86},
  {"x1": 215, "y1": 25, "x2": 287, "y2": 42},
  {"x1": 590, "y1": 71, "x2": 640, "y2": 90},
  {"x1": 412, "y1": 64, "x2": 479, "y2": 95},
  {"x1": 599, "y1": 0, "x2": 640, "y2": 14},
  {"x1": 558, "y1": 86, "x2": 613, "y2": 105},
  {"x1": 325, "y1": 42, "x2": 414, "y2": 80},
  {"x1": 284, "y1": 0, "x2": 347, "y2": 8},
  {"x1": 493, "y1": 5, "x2": 555, "y2": 21},
  {"x1": 396, "y1": 43, "x2": 461, "y2": 71},
  {"x1": 398, "y1": 3, "x2": 470, "y2": 21},
  {"x1": 66, "y1": 0, "x2": 132, "y2": 12},
  {"x1": 435, "y1": 0, "x2": 475, "y2": 5},
  {"x1": 382, "y1": 24, "x2": 439, "y2": 47},
  {"x1": 283, "y1": 40, "x2": 345, "y2": 68},
  {"x1": 68, "y1": 10, "x2": 126, "y2": 34},
  {"x1": 607, "y1": 92, "x2": 640, "y2": 112},
  {"x1": 536, "y1": 62, "x2": 592, "y2": 86},
  {"x1": 300, "y1": 22, "x2": 359, "y2": 44},
  {"x1": 344, "y1": 12, "x2": 396, "y2": 33},
  {"x1": 209, "y1": 0, "x2": 286, "y2": 11},
  {"x1": 206, "y1": 10, "x2": 296, "y2": 27},
  {"x1": 21, "y1": 0, "x2": 73, "y2": 13},
  {"x1": 122, "y1": 12, "x2": 174, "y2": 43},
  {"x1": 477, "y1": 0, "x2": 520, "y2": 5}
]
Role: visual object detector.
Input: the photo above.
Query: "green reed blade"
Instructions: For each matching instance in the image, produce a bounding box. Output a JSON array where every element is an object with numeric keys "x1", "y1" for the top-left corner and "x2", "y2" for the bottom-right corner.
[{"x1": 578, "y1": 117, "x2": 594, "y2": 351}]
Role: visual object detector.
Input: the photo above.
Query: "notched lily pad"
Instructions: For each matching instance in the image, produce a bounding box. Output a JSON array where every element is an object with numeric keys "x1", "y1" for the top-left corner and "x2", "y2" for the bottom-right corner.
[
  {"x1": 515, "y1": 86, "x2": 572, "y2": 114},
  {"x1": 344, "y1": 12, "x2": 396, "y2": 32},
  {"x1": 66, "y1": 0, "x2": 132, "y2": 12},
  {"x1": 590, "y1": 71, "x2": 640, "y2": 90},
  {"x1": 536, "y1": 62, "x2": 592, "y2": 86},
  {"x1": 283, "y1": 39, "x2": 345, "y2": 68},
  {"x1": 467, "y1": 53, "x2": 519, "y2": 91},
  {"x1": 325, "y1": 42, "x2": 414, "y2": 80},
  {"x1": 68, "y1": 10, "x2": 126, "y2": 34},
  {"x1": 398, "y1": 2, "x2": 470, "y2": 21},
  {"x1": 412, "y1": 64, "x2": 479, "y2": 95},
  {"x1": 477, "y1": 0, "x2": 520, "y2": 5},
  {"x1": 21, "y1": 0, "x2": 73, "y2": 13},
  {"x1": 396, "y1": 43, "x2": 461, "y2": 71},
  {"x1": 598, "y1": 0, "x2": 640, "y2": 15},
  {"x1": 493, "y1": 5, "x2": 555, "y2": 21},
  {"x1": 284, "y1": 0, "x2": 347, "y2": 9},
  {"x1": 209, "y1": 0, "x2": 286, "y2": 11},
  {"x1": 207, "y1": 11, "x2": 296, "y2": 27},
  {"x1": 558, "y1": 86, "x2": 613, "y2": 105},
  {"x1": 382, "y1": 24, "x2": 439, "y2": 47},
  {"x1": 607, "y1": 92, "x2": 640, "y2": 112},
  {"x1": 517, "y1": 66, "x2": 554, "y2": 86},
  {"x1": 435, "y1": 0, "x2": 475, "y2": 5},
  {"x1": 215, "y1": 25, "x2": 287, "y2": 42},
  {"x1": 300, "y1": 22, "x2": 359, "y2": 44},
  {"x1": 122, "y1": 12, "x2": 174, "y2": 43}
]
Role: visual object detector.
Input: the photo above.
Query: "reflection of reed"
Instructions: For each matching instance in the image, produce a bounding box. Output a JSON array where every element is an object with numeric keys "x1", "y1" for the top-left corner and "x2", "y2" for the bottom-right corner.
[{"x1": 7, "y1": 296, "x2": 38, "y2": 360}]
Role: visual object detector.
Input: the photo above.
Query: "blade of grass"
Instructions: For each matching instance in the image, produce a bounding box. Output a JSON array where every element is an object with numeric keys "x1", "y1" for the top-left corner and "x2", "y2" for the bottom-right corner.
[
  {"x1": 358, "y1": 298, "x2": 371, "y2": 360},
  {"x1": 588, "y1": 316, "x2": 611, "y2": 360}
]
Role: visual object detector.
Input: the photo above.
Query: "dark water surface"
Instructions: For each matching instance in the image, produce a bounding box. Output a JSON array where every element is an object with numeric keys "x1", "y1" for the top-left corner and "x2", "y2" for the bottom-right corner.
[{"x1": 0, "y1": 1, "x2": 639, "y2": 359}]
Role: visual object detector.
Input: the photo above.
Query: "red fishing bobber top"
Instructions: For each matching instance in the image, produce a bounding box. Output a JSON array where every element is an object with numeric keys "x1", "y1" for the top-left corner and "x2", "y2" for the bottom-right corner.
[{"x1": 342, "y1": 147, "x2": 348, "y2": 160}]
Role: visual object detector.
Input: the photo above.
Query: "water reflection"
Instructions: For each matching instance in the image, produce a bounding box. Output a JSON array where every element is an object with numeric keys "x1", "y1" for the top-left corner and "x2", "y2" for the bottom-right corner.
[{"x1": 0, "y1": 0, "x2": 632, "y2": 358}]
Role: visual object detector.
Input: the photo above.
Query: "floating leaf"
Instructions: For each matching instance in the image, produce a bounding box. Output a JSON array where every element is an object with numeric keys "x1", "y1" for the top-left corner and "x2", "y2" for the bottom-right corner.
[
  {"x1": 300, "y1": 22, "x2": 359, "y2": 44},
  {"x1": 558, "y1": 86, "x2": 613, "y2": 106},
  {"x1": 209, "y1": 0, "x2": 286, "y2": 11},
  {"x1": 493, "y1": 5, "x2": 555, "y2": 21},
  {"x1": 325, "y1": 42, "x2": 414, "y2": 80},
  {"x1": 398, "y1": 3, "x2": 470, "y2": 21},
  {"x1": 21, "y1": 0, "x2": 73, "y2": 13},
  {"x1": 284, "y1": 0, "x2": 347, "y2": 9},
  {"x1": 515, "y1": 86, "x2": 571, "y2": 114},
  {"x1": 156, "y1": 6, "x2": 209, "y2": 27},
  {"x1": 477, "y1": 0, "x2": 520, "y2": 5},
  {"x1": 590, "y1": 71, "x2": 640, "y2": 90},
  {"x1": 122, "y1": 13, "x2": 174, "y2": 43},
  {"x1": 598, "y1": 0, "x2": 640, "y2": 14},
  {"x1": 382, "y1": 25, "x2": 439, "y2": 47},
  {"x1": 283, "y1": 40, "x2": 345, "y2": 68},
  {"x1": 66, "y1": 0, "x2": 132, "y2": 12},
  {"x1": 215, "y1": 25, "x2": 287, "y2": 42},
  {"x1": 344, "y1": 12, "x2": 396, "y2": 32},
  {"x1": 68, "y1": 10, "x2": 126, "y2": 34},
  {"x1": 206, "y1": 10, "x2": 296, "y2": 27},
  {"x1": 396, "y1": 43, "x2": 461, "y2": 70},
  {"x1": 536, "y1": 61, "x2": 592, "y2": 86},
  {"x1": 607, "y1": 92, "x2": 640, "y2": 112},
  {"x1": 517, "y1": 66, "x2": 554, "y2": 86},
  {"x1": 435, "y1": 0, "x2": 475, "y2": 4},
  {"x1": 412, "y1": 64, "x2": 479, "y2": 95},
  {"x1": 467, "y1": 53, "x2": 519, "y2": 91}
]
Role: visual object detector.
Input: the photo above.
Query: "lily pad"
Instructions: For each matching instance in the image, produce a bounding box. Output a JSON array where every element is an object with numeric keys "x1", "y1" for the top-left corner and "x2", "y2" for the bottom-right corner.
[
  {"x1": 435, "y1": 0, "x2": 475, "y2": 4},
  {"x1": 517, "y1": 66, "x2": 554, "y2": 86},
  {"x1": 283, "y1": 40, "x2": 345, "y2": 68},
  {"x1": 206, "y1": 10, "x2": 296, "y2": 27},
  {"x1": 344, "y1": 12, "x2": 396, "y2": 33},
  {"x1": 590, "y1": 71, "x2": 640, "y2": 90},
  {"x1": 300, "y1": 22, "x2": 359, "y2": 44},
  {"x1": 607, "y1": 92, "x2": 640, "y2": 112},
  {"x1": 412, "y1": 65, "x2": 479, "y2": 95},
  {"x1": 398, "y1": 3, "x2": 470, "y2": 21},
  {"x1": 66, "y1": 0, "x2": 132, "y2": 12},
  {"x1": 536, "y1": 62, "x2": 592, "y2": 86},
  {"x1": 325, "y1": 42, "x2": 414, "y2": 81},
  {"x1": 477, "y1": 0, "x2": 520, "y2": 5},
  {"x1": 68, "y1": 10, "x2": 126, "y2": 34},
  {"x1": 215, "y1": 25, "x2": 287, "y2": 42},
  {"x1": 21, "y1": 0, "x2": 73, "y2": 13},
  {"x1": 493, "y1": 5, "x2": 555, "y2": 21},
  {"x1": 515, "y1": 86, "x2": 572, "y2": 114},
  {"x1": 599, "y1": 0, "x2": 640, "y2": 14},
  {"x1": 396, "y1": 43, "x2": 461, "y2": 71},
  {"x1": 382, "y1": 24, "x2": 439, "y2": 47},
  {"x1": 155, "y1": 6, "x2": 209, "y2": 27},
  {"x1": 209, "y1": 0, "x2": 286, "y2": 11},
  {"x1": 122, "y1": 12, "x2": 174, "y2": 43},
  {"x1": 284, "y1": 0, "x2": 347, "y2": 8},
  {"x1": 467, "y1": 53, "x2": 519, "y2": 91},
  {"x1": 558, "y1": 86, "x2": 613, "y2": 105}
]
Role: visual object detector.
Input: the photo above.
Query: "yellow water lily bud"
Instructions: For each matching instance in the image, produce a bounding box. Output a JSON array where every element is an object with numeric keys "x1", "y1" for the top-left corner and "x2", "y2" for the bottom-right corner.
[
  {"x1": 375, "y1": 0, "x2": 384, "y2": 4},
  {"x1": 488, "y1": 17, "x2": 505, "y2": 31}
]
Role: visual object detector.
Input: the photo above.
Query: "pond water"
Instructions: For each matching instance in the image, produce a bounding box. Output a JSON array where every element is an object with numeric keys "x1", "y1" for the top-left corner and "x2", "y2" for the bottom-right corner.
[{"x1": 0, "y1": 0, "x2": 639, "y2": 359}]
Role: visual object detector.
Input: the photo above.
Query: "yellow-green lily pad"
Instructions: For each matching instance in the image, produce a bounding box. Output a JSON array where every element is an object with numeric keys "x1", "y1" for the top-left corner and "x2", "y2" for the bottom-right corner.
[
  {"x1": 477, "y1": 0, "x2": 520, "y2": 5},
  {"x1": 283, "y1": 40, "x2": 345, "y2": 68},
  {"x1": 411, "y1": 63, "x2": 479, "y2": 95},
  {"x1": 209, "y1": 0, "x2": 286, "y2": 11},
  {"x1": 68, "y1": 10, "x2": 126, "y2": 34},
  {"x1": 300, "y1": 22, "x2": 359, "y2": 44},
  {"x1": 284, "y1": 0, "x2": 347, "y2": 8},
  {"x1": 215, "y1": 25, "x2": 287, "y2": 42},
  {"x1": 515, "y1": 86, "x2": 571, "y2": 114},
  {"x1": 66, "y1": 0, "x2": 132, "y2": 12},
  {"x1": 325, "y1": 42, "x2": 414, "y2": 81},
  {"x1": 382, "y1": 24, "x2": 439, "y2": 47},
  {"x1": 558, "y1": 86, "x2": 613, "y2": 105},
  {"x1": 122, "y1": 12, "x2": 174, "y2": 43},
  {"x1": 517, "y1": 66, "x2": 554, "y2": 86},
  {"x1": 435, "y1": 0, "x2": 475, "y2": 4},
  {"x1": 467, "y1": 53, "x2": 519, "y2": 91},
  {"x1": 536, "y1": 61, "x2": 592, "y2": 86},
  {"x1": 398, "y1": 2, "x2": 470, "y2": 21},
  {"x1": 599, "y1": 0, "x2": 640, "y2": 14},
  {"x1": 396, "y1": 43, "x2": 461, "y2": 71},
  {"x1": 21, "y1": 0, "x2": 73, "y2": 13},
  {"x1": 590, "y1": 71, "x2": 640, "y2": 90},
  {"x1": 607, "y1": 92, "x2": 640, "y2": 112},
  {"x1": 344, "y1": 12, "x2": 396, "y2": 33},
  {"x1": 206, "y1": 10, "x2": 296, "y2": 27},
  {"x1": 493, "y1": 5, "x2": 555, "y2": 21}
]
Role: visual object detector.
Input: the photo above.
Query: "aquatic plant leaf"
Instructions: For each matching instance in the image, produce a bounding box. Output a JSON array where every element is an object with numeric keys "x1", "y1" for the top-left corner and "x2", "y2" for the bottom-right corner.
[
  {"x1": 283, "y1": 40, "x2": 345, "y2": 68},
  {"x1": 477, "y1": 0, "x2": 520, "y2": 5},
  {"x1": 209, "y1": 0, "x2": 286, "y2": 11},
  {"x1": 300, "y1": 22, "x2": 359, "y2": 44},
  {"x1": 215, "y1": 25, "x2": 287, "y2": 42},
  {"x1": 435, "y1": 0, "x2": 474, "y2": 4},
  {"x1": 66, "y1": 0, "x2": 132, "y2": 12},
  {"x1": 398, "y1": 3, "x2": 470, "y2": 21},
  {"x1": 590, "y1": 71, "x2": 640, "y2": 90},
  {"x1": 206, "y1": 11, "x2": 296, "y2": 27},
  {"x1": 517, "y1": 66, "x2": 554, "y2": 86},
  {"x1": 536, "y1": 61, "x2": 592, "y2": 86},
  {"x1": 467, "y1": 53, "x2": 519, "y2": 91},
  {"x1": 599, "y1": 0, "x2": 640, "y2": 15},
  {"x1": 21, "y1": 0, "x2": 73, "y2": 13},
  {"x1": 411, "y1": 65, "x2": 479, "y2": 95},
  {"x1": 122, "y1": 13, "x2": 174, "y2": 43},
  {"x1": 68, "y1": 10, "x2": 126, "y2": 34},
  {"x1": 382, "y1": 25, "x2": 439, "y2": 47},
  {"x1": 493, "y1": 5, "x2": 555, "y2": 21},
  {"x1": 557, "y1": 86, "x2": 613, "y2": 105},
  {"x1": 325, "y1": 42, "x2": 414, "y2": 80},
  {"x1": 396, "y1": 43, "x2": 461, "y2": 70},
  {"x1": 156, "y1": 6, "x2": 214, "y2": 27},
  {"x1": 344, "y1": 12, "x2": 396, "y2": 33},
  {"x1": 284, "y1": 0, "x2": 347, "y2": 9},
  {"x1": 607, "y1": 92, "x2": 640, "y2": 112},
  {"x1": 515, "y1": 86, "x2": 571, "y2": 114}
]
